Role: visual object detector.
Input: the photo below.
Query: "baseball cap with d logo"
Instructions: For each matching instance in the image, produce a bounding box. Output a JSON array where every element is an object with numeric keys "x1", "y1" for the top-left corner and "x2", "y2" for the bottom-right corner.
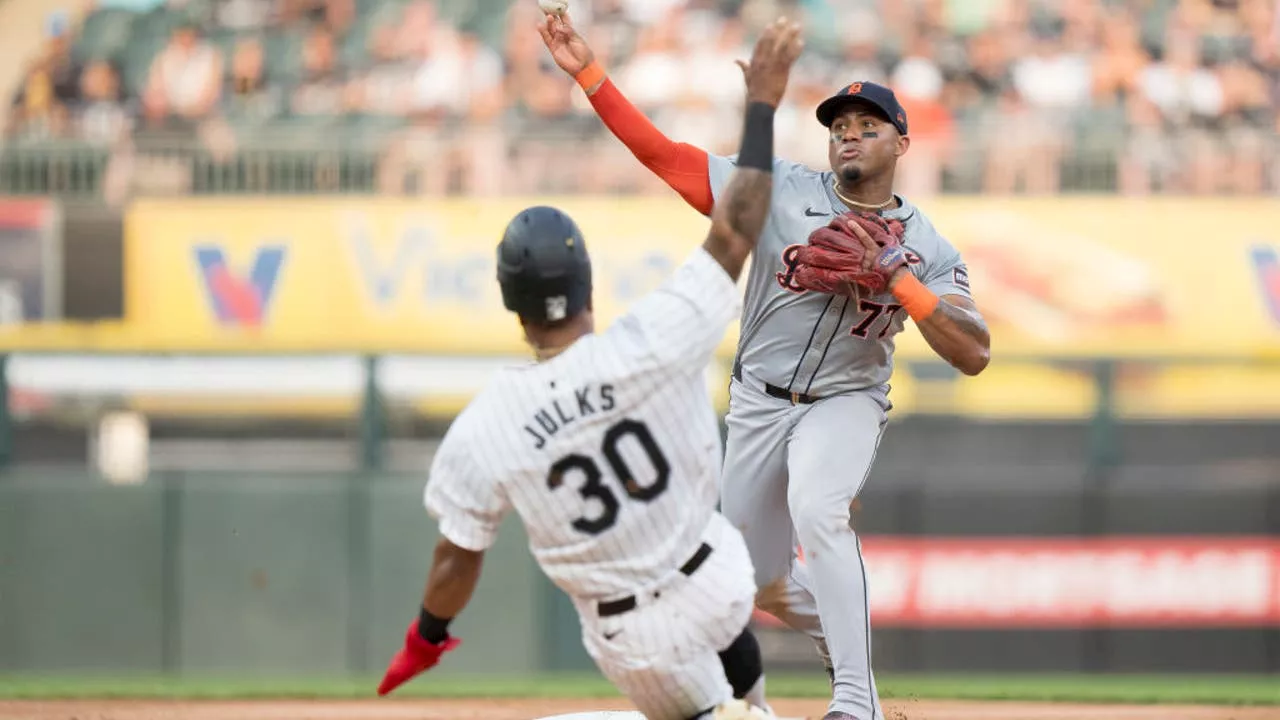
[{"x1": 815, "y1": 81, "x2": 909, "y2": 136}]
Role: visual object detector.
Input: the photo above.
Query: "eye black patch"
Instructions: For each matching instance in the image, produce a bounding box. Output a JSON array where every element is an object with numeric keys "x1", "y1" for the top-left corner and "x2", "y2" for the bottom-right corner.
[{"x1": 861, "y1": 131, "x2": 879, "y2": 139}]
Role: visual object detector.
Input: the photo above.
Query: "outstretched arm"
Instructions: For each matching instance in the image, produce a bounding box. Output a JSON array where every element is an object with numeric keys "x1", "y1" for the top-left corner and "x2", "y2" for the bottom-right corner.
[
  {"x1": 538, "y1": 13, "x2": 715, "y2": 215},
  {"x1": 702, "y1": 19, "x2": 803, "y2": 281},
  {"x1": 420, "y1": 538, "x2": 485, "y2": 631},
  {"x1": 376, "y1": 539, "x2": 485, "y2": 696},
  {"x1": 377, "y1": 440, "x2": 505, "y2": 697}
]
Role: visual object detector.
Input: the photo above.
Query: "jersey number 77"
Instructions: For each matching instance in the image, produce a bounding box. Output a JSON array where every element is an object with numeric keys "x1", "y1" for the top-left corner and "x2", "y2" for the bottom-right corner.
[{"x1": 547, "y1": 419, "x2": 671, "y2": 536}]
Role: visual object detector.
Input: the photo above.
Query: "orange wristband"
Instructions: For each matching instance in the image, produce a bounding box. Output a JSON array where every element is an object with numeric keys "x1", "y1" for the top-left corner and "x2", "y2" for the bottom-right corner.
[
  {"x1": 891, "y1": 273, "x2": 939, "y2": 321},
  {"x1": 575, "y1": 61, "x2": 606, "y2": 92}
]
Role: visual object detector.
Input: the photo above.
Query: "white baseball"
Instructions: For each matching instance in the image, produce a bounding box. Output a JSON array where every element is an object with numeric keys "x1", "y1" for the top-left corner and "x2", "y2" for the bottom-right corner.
[{"x1": 538, "y1": 0, "x2": 568, "y2": 15}]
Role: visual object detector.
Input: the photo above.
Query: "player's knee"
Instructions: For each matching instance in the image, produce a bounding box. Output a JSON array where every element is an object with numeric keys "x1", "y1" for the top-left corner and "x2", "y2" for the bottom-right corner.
[
  {"x1": 787, "y1": 492, "x2": 852, "y2": 551},
  {"x1": 718, "y1": 626, "x2": 764, "y2": 699}
]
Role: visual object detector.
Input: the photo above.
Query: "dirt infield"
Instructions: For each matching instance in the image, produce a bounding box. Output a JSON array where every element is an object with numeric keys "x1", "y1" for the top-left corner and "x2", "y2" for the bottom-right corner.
[{"x1": 2, "y1": 698, "x2": 1279, "y2": 720}]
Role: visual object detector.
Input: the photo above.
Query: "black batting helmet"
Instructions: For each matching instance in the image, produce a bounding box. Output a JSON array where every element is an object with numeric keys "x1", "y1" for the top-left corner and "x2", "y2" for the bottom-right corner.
[{"x1": 496, "y1": 206, "x2": 592, "y2": 324}]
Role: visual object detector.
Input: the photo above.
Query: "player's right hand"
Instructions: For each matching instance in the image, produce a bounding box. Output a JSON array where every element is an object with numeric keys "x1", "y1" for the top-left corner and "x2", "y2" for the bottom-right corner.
[
  {"x1": 736, "y1": 17, "x2": 804, "y2": 108},
  {"x1": 375, "y1": 620, "x2": 461, "y2": 696},
  {"x1": 537, "y1": 11, "x2": 594, "y2": 77}
]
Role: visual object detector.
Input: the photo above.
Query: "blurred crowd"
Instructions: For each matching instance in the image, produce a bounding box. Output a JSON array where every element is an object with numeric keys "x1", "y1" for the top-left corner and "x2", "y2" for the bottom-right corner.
[{"x1": 6, "y1": 0, "x2": 1280, "y2": 197}]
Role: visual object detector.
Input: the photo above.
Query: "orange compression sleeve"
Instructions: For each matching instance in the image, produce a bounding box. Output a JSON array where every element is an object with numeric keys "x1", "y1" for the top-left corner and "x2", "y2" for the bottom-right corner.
[{"x1": 587, "y1": 79, "x2": 714, "y2": 216}]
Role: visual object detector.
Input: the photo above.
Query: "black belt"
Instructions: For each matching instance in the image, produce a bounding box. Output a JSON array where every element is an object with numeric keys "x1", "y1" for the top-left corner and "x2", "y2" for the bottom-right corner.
[
  {"x1": 597, "y1": 542, "x2": 713, "y2": 618},
  {"x1": 732, "y1": 361, "x2": 821, "y2": 405}
]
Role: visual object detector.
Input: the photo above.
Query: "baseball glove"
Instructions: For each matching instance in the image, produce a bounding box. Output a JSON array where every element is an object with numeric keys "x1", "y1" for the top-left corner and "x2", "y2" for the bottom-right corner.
[{"x1": 792, "y1": 212, "x2": 907, "y2": 298}]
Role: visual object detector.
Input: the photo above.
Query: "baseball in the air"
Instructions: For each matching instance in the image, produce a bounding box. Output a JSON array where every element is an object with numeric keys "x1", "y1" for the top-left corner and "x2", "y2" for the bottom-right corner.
[{"x1": 538, "y1": 0, "x2": 568, "y2": 15}]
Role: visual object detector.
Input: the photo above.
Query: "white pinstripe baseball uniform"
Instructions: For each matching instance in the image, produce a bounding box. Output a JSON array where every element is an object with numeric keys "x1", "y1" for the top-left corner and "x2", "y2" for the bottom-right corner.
[{"x1": 425, "y1": 247, "x2": 758, "y2": 720}]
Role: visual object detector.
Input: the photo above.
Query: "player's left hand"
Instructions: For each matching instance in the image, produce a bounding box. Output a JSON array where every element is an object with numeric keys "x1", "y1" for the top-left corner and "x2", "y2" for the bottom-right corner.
[
  {"x1": 792, "y1": 212, "x2": 905, "y2": 298},
  {"x1": 376, "y1": 620, "x2": 461, "y2": 696}
]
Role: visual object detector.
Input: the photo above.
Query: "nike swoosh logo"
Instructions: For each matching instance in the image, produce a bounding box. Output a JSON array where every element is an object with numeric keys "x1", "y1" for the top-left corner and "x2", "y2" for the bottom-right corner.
[
  {"x1": 603, "y1": 630, "x2": 622, "y2": 640},
  {"x1": 804, "y1": 208, "x2": 828, "y2": 217}
]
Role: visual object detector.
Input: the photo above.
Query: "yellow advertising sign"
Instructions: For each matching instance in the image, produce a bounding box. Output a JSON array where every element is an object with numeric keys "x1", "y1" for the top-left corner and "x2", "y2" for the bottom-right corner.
[
  {"x1": 121, "y1": 197, "x2": 724, "y2": 354},
  {"x1": 1, "y1": 196, "x2": 1277, "y2": 361},
  {"x1": 1, "y1": 194, "x2": 1275, "y2": 420},
  {"x1": 121, "y1": 196, "x2": 1280, "y2": 357}
]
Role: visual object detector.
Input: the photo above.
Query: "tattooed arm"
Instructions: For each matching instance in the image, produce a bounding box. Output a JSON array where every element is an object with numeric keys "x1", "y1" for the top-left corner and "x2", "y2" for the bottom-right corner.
[
  {"x1": 702, "y1": 150, "x2": 774, "y2": 282},
  {"x1": 702, "y1": 18, "x2": 803, "y2": 282}
]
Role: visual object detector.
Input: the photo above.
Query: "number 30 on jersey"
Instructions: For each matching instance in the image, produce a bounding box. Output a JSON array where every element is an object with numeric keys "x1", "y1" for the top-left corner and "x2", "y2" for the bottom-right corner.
[{"x1": 547, "y1": 419, "x2": 670, "y2": 535}]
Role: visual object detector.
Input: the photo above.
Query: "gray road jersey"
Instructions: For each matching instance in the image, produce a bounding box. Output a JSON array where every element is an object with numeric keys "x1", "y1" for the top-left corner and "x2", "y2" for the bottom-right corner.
[{"x1": 709, "y1": 154, "x2": 973, "y2": 398}]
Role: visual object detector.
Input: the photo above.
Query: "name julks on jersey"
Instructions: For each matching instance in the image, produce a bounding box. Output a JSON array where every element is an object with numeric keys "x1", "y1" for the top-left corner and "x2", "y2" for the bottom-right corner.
[{"x1": 523, "y1": 382, "x2": 617, "y2": 450}]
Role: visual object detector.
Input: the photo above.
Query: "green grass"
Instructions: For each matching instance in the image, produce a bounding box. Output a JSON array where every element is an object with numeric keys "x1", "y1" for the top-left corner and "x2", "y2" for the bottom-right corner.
[
  {"x1": 0, "y1": 673, "x2": 1277, "y2": 705},
  {"x1": 873, "y1": 674, "x2": 1280, "y2": 706}
]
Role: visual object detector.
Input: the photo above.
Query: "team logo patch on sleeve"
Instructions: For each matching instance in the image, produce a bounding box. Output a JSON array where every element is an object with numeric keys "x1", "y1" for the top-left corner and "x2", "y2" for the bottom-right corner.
[{"x1": 953, "y1": 266, "x2": 970, "y2": 289}]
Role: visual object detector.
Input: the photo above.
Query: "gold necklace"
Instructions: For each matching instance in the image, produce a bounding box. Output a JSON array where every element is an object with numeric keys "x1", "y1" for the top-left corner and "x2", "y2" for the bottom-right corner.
[{"x1": 832, "y1": 181, "x2": 894, "y2": 210}]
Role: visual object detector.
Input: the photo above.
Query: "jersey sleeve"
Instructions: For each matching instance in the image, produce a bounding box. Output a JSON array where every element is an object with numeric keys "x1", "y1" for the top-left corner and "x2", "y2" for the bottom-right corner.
[
  {"x1": 423, "y1": 421, "x2": 510, "y2": 552},
  {"x1": 918, "y1": 236, "x2": 974, "y2": 301},
  {"x1": 611, "y1": 245, "x2": 741, "y2": 374},
  {"x1": 708, "y1": 154, "x2": 802, "y2": 204}
]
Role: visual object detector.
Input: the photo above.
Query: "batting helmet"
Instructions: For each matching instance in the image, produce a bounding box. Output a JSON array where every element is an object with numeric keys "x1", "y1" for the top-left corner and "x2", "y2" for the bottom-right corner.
[{"x1": 496, "y1": 206, "x2": 592, "y2": 325}]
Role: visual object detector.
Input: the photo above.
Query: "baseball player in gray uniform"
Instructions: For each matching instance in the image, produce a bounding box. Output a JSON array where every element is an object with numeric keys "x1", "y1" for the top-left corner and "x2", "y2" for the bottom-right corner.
[{"x1": 540, "y1": 14, "x2": 991, "y2": 720}]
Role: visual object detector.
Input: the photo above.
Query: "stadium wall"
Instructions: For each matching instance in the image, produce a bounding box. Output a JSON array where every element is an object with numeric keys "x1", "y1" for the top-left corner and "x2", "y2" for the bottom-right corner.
[{"x1": 1, "y1": 460, "x2": 1276, "y2": 676}]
